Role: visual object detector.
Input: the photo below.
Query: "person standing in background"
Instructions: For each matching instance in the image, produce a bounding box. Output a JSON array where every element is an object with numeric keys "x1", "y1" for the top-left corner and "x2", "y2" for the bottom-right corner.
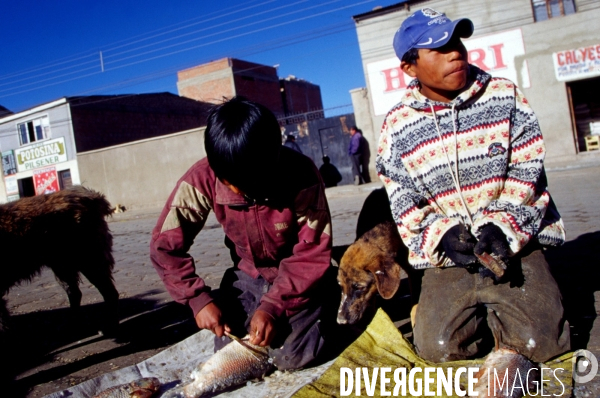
[
  {"x1": 348, "y1": 126, "x2": 370, "y2": 185},
  {"x1": 283, "y1": 134, "x2": 302, "y2": 154},
  {"x1": 319, "y1": 155, "x2": 342, "y2": 188}
]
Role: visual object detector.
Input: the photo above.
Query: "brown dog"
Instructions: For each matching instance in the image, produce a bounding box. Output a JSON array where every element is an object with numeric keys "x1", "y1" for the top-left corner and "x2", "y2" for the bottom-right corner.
[
  {"x1": 0, "y1": 186, "x2": 119, "y2": 337},
  {"x1": 337, "y1": 220, "x2": 409, "y2": 325},
  {"x1": 337, "y1": 188, "x2": 419, "y2": 326}
]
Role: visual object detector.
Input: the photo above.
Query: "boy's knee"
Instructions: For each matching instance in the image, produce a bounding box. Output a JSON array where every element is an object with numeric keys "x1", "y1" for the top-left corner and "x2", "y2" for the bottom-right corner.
[{"x1": 270, "y1": 321, "x2": 324, "y2": 370}]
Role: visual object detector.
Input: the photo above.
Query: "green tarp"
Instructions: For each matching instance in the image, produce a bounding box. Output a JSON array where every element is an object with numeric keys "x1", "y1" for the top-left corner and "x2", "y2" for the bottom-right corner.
[{"x1": 295, "y1": 309, "x2": 573, "y2": 397}]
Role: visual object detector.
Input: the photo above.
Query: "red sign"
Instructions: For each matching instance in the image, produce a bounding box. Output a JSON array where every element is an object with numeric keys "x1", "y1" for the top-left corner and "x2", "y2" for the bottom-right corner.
[
  {"x1": 33, "y1": 166, "x2": 60, "y2": 195},
  {"x1": 367, "y1": 28, "x2": 528, "y2": 115}
]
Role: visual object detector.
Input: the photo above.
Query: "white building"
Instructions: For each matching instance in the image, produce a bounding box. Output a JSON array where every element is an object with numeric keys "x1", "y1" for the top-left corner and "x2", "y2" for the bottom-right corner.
[
  {"x1": 351, "y1": 0, "x2": 600, "y2": 177},
  {"x1": 0, "y1": 99, "x2": 81, "y2": 201}
]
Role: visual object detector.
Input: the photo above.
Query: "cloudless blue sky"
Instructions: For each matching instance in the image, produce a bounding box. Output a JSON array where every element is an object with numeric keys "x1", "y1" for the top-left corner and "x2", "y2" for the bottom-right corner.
[{"x1": 0, "y1": 0, "x2": 401, "y2": 114}]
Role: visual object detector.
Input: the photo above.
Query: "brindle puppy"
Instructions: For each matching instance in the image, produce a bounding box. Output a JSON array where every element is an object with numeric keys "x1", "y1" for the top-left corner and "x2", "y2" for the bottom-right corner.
[
  {"x1": 337, "y1": 188, "x2": 419, "y2": 326},
  {"x1": 337, "y1": 220, "x2": 408, "y2": 325}
]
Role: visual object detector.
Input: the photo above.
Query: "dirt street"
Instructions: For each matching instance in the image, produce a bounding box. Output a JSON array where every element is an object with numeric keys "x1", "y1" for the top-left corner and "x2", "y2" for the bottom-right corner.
[{"x1": 5, "y1": 164, "x2": 600, "y2": 397}]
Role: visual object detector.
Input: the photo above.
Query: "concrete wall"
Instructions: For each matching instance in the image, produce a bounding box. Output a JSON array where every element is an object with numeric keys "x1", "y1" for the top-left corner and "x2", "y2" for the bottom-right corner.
[
  {"x1": 352, "y1": 0, "x2": 600, "y2": 167},
  {"x1": 77, "y1": 127, "x2": 206, "y2": 210}
]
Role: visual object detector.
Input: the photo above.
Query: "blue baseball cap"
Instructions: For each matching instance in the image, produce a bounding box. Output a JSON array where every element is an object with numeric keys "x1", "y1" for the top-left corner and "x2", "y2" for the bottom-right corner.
[{"x1": 393, "y1": 8, "x2": 474, "y2": 61}]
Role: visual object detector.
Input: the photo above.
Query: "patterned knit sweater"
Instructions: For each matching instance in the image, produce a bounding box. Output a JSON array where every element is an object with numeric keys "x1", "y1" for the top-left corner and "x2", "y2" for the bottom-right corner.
[{"x1": 376, "y1": 66, "x2": 565, "y2": 269}]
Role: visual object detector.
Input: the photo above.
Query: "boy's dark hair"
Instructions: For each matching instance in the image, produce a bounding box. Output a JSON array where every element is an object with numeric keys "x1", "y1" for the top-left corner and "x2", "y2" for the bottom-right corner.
[
  {"x1": 204, "y1": 96, "x2": 282, "y2": 200},
  {"x1": 401, "y1": 48, "x2": 420, "y2": 65}
]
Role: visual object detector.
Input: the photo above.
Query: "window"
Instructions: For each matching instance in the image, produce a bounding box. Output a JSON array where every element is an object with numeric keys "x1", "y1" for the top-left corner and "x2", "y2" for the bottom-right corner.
[
  {"x1": 17, "y1": 115, "x2": 51, "y2": 146},
  {"x1": 532, "y1": 0, "x2": 576, "y2": 21}
]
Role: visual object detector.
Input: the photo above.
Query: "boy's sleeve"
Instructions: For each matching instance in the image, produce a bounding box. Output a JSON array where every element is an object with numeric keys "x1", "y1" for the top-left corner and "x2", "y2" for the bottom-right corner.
[
  {"x1": 150, "y1": 179, "x2": 213, "y2": 317},
  {"x1": 377, "y1": 114, "x2": 459, "y2": 268},
  {"x1": 257, "y1": 181, "x2": 332, "y2": 318},
  {"x1": 472, "y1": 86, "x2": 555, "y2": 253}
]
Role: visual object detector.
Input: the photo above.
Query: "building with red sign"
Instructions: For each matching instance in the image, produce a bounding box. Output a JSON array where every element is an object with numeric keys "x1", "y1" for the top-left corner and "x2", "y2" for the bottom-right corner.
[
  {"x1": 0, "y1": 93, "x2": 212, "y2": 202},
  {"x1": 351, "y1": 0, "x2": 600, "y2": 177}
]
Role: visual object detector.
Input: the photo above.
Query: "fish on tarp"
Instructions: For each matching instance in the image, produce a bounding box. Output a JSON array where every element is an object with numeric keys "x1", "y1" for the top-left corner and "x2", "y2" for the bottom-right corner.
[
  {"x1": 168, "y1": 333, "x2": 273, "y2": 398},
  {"x1": 92, "y1": 377, "x2": 161, "y2": 398},
  {"x1": 472, "y1": 347, "x2": 539, "y2": 398}
]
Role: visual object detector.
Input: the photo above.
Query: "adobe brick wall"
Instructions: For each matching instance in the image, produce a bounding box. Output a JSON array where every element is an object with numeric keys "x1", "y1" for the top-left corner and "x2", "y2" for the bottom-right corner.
[
  {"x1": 177, "y1": 58, "x2": 231, "y2": 80},
  {"x1": 281, "y1": 79, "x2": 323, "y2": 115},
  {"x1": 178, "y1": 76, "x2": 235, "y2": 104},
  {"x1": 177, "y1": 57, "x2": 286, "y2": 116}
]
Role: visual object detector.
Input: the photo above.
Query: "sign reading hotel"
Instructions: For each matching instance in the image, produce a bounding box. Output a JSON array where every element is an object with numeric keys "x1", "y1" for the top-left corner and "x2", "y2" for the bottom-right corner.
[
  {"x1": 14, "y1": 137, "x2": 67, "y2": 173},
  {"x1": 367, "y1": 28, "x2": 530, "y2": 116},
  {"x1": 33, "y1": 166, "x2": 60, "y2": 195},
  {"x1": 553, "y1": 43, "x2": 600, "y2": 81}
]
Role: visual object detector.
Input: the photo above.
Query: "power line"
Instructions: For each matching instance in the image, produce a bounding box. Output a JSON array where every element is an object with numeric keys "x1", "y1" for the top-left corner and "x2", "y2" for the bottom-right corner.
[
  {"x1": 0, "y1": 0, "x2": 273, "y2": 82},
  {"x1": 0, "y1": 0, "x2": 326, "y2": 90},
  {"x1": 0, "y1": 0, "x2": 375, "y2": 102}
]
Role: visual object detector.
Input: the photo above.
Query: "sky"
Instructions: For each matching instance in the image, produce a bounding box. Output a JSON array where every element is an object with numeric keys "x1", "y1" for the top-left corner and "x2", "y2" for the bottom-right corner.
[{"x1": 0, "y1": 0, "x2": 402, "y2": 115}]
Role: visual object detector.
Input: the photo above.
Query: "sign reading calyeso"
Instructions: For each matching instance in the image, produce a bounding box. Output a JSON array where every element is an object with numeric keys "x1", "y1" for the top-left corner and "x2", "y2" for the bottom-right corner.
[
  {"x1": 367, "y1": 28, "x2": 530, "y2": 116},
  {"x1": 553, "y1": 43, "x2": 600, "y2": 82},
  {"x1": 14, "y1": 137, "x2": 67, "y2": 173}
]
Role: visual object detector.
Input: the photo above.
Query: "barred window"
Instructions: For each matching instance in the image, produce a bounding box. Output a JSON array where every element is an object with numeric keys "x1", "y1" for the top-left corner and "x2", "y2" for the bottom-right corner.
[{"x1": 532, "y1": 0, "x2": 576, "y2": 22}]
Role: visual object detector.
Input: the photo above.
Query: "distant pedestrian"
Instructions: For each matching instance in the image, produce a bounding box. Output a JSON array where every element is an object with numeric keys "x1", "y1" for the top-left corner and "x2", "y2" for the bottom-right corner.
[
  {"x1": 283, "y1": 134, "x2": 302, "y2": 154},
  {"x1": 348, "y1": 126, "x2": 370, "y2": 185},
  {"x1": 319, "y1": 155, "x2": 342, "y2": 188}
]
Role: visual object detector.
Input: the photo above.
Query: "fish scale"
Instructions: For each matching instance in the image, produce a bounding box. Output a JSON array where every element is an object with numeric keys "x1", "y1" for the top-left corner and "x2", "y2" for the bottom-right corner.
[
  {"x1": 472, "y1": 348, "x2": 539, "y2": 398},
  {"x1": 168, "y1": 334, "x2": 273, "y2": 398}
]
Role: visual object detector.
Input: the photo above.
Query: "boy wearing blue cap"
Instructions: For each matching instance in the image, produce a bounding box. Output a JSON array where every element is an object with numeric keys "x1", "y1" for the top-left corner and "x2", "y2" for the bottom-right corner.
[{"x1": 377, "y1": 8, "x2": 570, "y2": 365}]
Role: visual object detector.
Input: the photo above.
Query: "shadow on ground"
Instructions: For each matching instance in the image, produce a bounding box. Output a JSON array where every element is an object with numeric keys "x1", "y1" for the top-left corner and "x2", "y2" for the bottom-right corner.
[
  {"x1": 6, "y1": 291, "x2": 197, "y2": 397},
  {"x1": 547, "y1": 231, "x2": 600, "y2": 351}
]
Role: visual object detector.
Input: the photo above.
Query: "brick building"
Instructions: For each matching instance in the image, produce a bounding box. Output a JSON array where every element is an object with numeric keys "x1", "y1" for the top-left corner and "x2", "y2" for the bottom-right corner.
[
  {"x1": 280, "y1": 75, "x2": 323, "y2": 117},
  {"x1": 176, "y1": 58, "x2": 323, "y2": 119}
]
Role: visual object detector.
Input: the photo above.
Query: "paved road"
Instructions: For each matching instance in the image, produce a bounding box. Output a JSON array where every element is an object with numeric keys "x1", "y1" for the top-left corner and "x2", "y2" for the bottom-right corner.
[{"x1": 5, "y1": 164, "x2": 600, "y2": 397}]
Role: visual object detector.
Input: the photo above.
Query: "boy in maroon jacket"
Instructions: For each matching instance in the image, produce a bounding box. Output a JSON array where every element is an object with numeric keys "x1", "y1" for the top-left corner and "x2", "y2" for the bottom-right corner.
[{"x1": 150, "y1": 97, "x2": 336, "y2": 370}]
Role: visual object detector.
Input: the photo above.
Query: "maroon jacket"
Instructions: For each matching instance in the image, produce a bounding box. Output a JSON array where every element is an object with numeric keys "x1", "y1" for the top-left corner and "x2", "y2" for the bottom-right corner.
[{"x1": 150, "y1": 147, "x2": 332, "y2": 320}]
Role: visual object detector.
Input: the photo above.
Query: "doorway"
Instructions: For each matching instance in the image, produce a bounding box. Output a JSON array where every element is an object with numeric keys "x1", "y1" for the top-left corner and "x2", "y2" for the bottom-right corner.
[
  {"x1": 18, "y1": 177, "x2": 35, "y2": 197},
  {"x1": 568, "y1": 76, "x2": 600, "y2": 152}
]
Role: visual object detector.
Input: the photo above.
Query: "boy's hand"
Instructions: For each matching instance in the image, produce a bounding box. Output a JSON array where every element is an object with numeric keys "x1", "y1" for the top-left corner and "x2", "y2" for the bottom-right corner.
[
  {"x1": 440, "y1": 224, "x2": 478, "y2": 267},
  {"x1": 474, "y1": 223, "x2": 510, "y2": 263},
  {"x1": 249, "y1": 310, "x2": 275, "y2": 347},
  {"x1": 195, "y1": 302, "x2": 231, "y2": 337}
]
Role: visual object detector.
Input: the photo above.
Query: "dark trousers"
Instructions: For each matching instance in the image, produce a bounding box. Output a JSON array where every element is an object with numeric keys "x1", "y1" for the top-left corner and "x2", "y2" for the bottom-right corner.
[
  {"x1": 213, "y1": 266, "x2": 340, "y2": 370},
  {"x1": 350, "y1": 154, "x2": 370, "y2": 184},
  {"x1": 413, "y1": 246, "x2": 570, "y2": 363}
]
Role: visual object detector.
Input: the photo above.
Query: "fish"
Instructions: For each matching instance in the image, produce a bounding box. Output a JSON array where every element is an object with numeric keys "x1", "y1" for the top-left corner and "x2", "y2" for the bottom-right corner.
[
  {"x1": 471, "y1": 348, "x2": 539, "y2": 398},
  {"x1": 169, "y1": 333, "x2": 273, "y2": 398},
  {"x1": 92, "y1": 377, "x2": 161, "y2": 398}
]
